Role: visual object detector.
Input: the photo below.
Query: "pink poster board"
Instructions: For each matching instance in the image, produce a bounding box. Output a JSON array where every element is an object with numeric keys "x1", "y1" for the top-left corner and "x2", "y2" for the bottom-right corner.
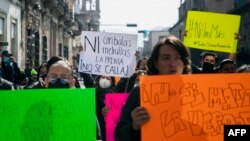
[{"x1": 105, "y1": 93, "x2": 129, "y2": 141}]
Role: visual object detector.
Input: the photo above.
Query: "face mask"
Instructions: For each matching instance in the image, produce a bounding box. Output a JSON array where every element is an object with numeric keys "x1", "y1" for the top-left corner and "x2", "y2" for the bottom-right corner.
[
  {"x1": 3, "y1": 57, "x2": 10, "y2": 64},
  {"x1": 202, "y1": 62, "x2": 215, "y2": 73},
  {"x1": 48, "y1": 78, "x2": 70, "y2": 88},
  {"x1": 99, "y1": 78, "x2": 111, "y2": 89}
]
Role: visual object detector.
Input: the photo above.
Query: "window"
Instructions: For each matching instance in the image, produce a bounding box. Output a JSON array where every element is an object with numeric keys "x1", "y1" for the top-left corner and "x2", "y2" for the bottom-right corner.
[
  {"x1": 34, "y1": 31, "x2": 40, "y2": 68},
  {"x1": 86, "y1": 0, "x2": 91, "y2": 11},
  {"x1": 59, "y1": 43, "x2": 62, "y2": 57},
  {"x1": 91, "y1": 0, "x2": 96, "y2": 11},
  {"x1": 26, "y1": 27, "x2": 34, "y2": 65},
  {"x1": 76, "y1": 0, "x2": 82, "y2": 10},
  {"x1": 0, "y1": 18, "x2": 4, "y2": 41},
  {"x1": 11, "y1": 22, "x2": 15, "y2": 38},
  {"x1": 11, "y1": 20, "x2": 17, "y2": 59},
  {"x1": 79, "y1": 0, "x2": 82, "y2": 7},
  {"x1": 86, "y1": 0, "x2": 96, "y2": 11},
  {"x1": 0, "y1": 18, "x2": 3, "y2": 35},
  {"x1": 42, "y1": 36, "x2": 47, "y2": 63},
  {"x1": 63, "y1": 46, "x2": 68, "y2": 59}
]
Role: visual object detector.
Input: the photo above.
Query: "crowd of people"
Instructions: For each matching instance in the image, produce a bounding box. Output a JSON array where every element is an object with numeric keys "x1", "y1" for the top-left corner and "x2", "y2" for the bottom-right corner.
[{"x1": 0, "y1": 35, "x2": 249, "y2": 141}]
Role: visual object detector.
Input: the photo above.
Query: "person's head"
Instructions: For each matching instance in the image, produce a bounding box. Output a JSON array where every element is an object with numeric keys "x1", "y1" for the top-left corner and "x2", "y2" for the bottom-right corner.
[
  {"x1": 236, "y1": 64, "x2": 250, "y2": 73},
  {"x1": 126, "y1": 70, "x2": 147, "y2": 92},
  {"x1": 45, "y1": 58, "x2": 75, "y2": 88},
  {"x1": 25, "y1": 62, "x2": 32, "y2": 69},
  {"x1": 200, "y1": 52, "x2": 218, "y2": 65},
  {"x1": 1, "y1": 50, "x2": 11, "y2": 64},
  {"x1": 219, "y1": 59, "x2": 236, "y2": 73},
  {"x1": 1, "y1": 50, "x2": 9, "y2": 57},
  {"x1": 199, "y1": 52, "x2": 218, "y2": 73},
  {"x1": 147, "y1": 35, "x2": 191, "y2": 75},
  {"x1": 136, "y1": 57, "x2": 148, "y2": 71},
  {"x1": 95, "y1": 75, "x2": 116, "y2": 89},
  {"x1": 46, "y1": 56, "x2": 64, "y2": 71},
  {"x1": 73, "y1": 75, "x2": 81, "y2": 88},
  {"x1": 37, "y1": 63, "x2": 47, "y2": 81}
]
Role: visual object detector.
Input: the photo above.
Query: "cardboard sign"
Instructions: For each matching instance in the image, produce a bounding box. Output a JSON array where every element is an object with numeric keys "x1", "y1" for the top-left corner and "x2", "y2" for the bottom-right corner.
[
  {"x1": 105, "y1": 93, "x2": 129, "y2": 141},
  {"x1": 0, "y1": 89, "x2": 96, "y2": 141},
  {"x1": 78, "y1": 31, "x2": 137, "y2": 77},
  {"x1": 140, "y1": 74, "x2": 250, "y2": 141},
  {"x1": 184, "y1": 11, "x2": 241, "y2": 53}
]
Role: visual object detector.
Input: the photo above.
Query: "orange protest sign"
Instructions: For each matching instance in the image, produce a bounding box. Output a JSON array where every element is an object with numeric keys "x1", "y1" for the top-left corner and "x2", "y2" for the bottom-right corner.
[{"x1": 140, "y1": 74, "x2": 250, "y2": 141}]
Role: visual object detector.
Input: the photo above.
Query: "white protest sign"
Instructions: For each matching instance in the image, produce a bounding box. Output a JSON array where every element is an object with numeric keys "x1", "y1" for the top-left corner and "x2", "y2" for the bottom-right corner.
[{"x1": 78, "y1": 31, "x2": 137, "y2": 77}]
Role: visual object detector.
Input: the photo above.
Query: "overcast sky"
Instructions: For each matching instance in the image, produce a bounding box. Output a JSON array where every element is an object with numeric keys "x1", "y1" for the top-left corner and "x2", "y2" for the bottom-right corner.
[
  {"x1": 99, "y1": 0, "x2": 181, "y2": 46},
  {"x1": 100, "y1": 0, "x2": 180, "y2": 32}
]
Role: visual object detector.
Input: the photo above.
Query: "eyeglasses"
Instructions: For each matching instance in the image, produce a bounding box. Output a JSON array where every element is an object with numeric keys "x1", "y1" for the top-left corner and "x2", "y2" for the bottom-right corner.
[{"x1": 47, "y1": 74, "x2": 72, "y2": 84}]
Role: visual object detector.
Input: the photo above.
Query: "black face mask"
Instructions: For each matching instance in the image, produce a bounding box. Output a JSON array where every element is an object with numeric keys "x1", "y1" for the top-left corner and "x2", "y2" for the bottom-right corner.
[
  {"x1": 48, "y1": 78, "x2": 70, "y2": 88},
  {"x1": 202, "y1": 62, "x2": 215, "y2": 73}
]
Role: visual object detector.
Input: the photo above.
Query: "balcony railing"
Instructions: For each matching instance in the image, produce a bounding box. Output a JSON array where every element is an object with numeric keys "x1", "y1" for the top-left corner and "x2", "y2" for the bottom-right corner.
[{"x1": 43, "y1": 0, "x2": 64, "y2": 16}]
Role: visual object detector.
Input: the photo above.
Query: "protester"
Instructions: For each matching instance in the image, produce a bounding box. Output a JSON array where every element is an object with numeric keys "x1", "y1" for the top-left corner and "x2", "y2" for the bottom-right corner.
[
  {"x1": 192, "y1": 52, "x2": 218, "y2": 73},
  {"x1": 125, "y1": 70, "x2": 147, "y2": 93},
  {"x1": 1, "y1": 50, "x2": 22, "y2": 88},
  {"x1": 95, "y1": 75, "x2": 117, "y2": 141},
  {"x1": 15, "y1": 71, "x2": 29, "y2": 90},
  {"x1": 26, "y1": 64, "x2": 47, "y2": 89},
  {"x1": 135, "y1": 57, "x2": 148, "y2": 71},
  {"x1": 115, "y1": 35, "x2": 191, "y2": 141},
  {"x1": 116, "y1": 58, "x2": 148, "y2": 93},
  {"x1": 218, "y1": 59, "x2": 236, "y2": 73},
  {"x1": 44, "y1": 57, "x2": 75, "y2": 89},
  {"x1": 44, "y1": 56, "x2": 102, "y2": 140},
  {"x1": 79, "y1": 73, "x2": 95, "y2": 88},
  {"x1": 24, "y1": 62, "x2": 37, "y2": 86}
]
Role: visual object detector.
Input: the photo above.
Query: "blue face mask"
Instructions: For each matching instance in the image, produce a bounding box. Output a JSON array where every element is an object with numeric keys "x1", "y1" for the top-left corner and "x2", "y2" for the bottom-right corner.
[{"x1": 3, "y1": 57, "x2": 10, "y2": 64}]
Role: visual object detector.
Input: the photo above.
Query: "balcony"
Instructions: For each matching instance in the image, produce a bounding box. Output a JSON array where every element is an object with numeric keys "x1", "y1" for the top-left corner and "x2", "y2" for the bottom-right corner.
[{"x1": 43, "y1": 0, "x2": 64, "y2": 16}]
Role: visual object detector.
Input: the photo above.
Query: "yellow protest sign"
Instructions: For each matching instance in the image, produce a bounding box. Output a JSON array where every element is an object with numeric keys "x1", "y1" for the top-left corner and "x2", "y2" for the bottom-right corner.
[
  {"x1": 184, "y1": 11, "x2": 241, "y2": 53},
  {"x1": 140, "y1": 74, "x2": 250, "y2": 141}
]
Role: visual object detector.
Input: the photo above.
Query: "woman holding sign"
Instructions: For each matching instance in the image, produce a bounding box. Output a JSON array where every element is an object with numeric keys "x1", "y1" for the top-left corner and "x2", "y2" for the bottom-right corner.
[
  {"x1": 114, "y1": 35, "x2": 191, "y2": 141},
  {"x1": 95, "y1": 75, "x2": 117, "y2": 141}
]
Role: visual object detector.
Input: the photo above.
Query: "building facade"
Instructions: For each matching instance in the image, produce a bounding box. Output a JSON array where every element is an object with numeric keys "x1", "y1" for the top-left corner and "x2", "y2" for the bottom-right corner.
[
  {"x1": 73, "y1": 0, "x2": 100, "y2": 67},
  {"x1": 0, "y1": 0, "x2": 21, "y2": 67},
  {"x1": 74, "y1": 0, "x2": 100, "y2": 31},
  {"x1": 170, "y1": 0, "x2": 235, "y2": 40},
  {"x1": 169, "y1": 0, "x2": 235, "y2": 66},
  {"x1": 21, "y1": 0, "x2": 77, "y2": 69},
  {"x1": 0, "y1": 0, "x2": 100, "y2": 70},
  {"x1": 143, "y1": 29, "x2": 170, "y2": 57},
  {"x1": 229, "y1": 0, "x2": 250, "y2": 66}
]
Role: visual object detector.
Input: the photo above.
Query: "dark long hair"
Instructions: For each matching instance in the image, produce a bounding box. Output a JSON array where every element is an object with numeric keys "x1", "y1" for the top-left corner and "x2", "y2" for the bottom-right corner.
[
  {"x1": 135, "y1": 57, "x2": 148, "y2": 70},
  {"x1": 147, "y1": 35, "x2": 191, "y2": 75}
]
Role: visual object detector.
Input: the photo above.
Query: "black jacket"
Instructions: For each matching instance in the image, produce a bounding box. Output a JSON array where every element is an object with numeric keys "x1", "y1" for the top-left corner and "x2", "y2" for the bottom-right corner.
[
  {"x1": 80, "y1": 72, "x2": 95, "y2": 88},
  {"x1": 116, "y1": 77, "x2": 128, "y2": 92},
  {"x1": 1, "y1": 62, "x2": 21, "y2": 84},
  {"x1": 115, "y1": 86, "x2": 140, "y2": 141},
  {"x1": 96, "y1": 87, "x2": 117, "y2": 141}
]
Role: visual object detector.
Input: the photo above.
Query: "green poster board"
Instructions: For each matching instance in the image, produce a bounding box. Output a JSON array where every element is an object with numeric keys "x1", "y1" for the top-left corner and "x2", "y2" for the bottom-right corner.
[{"x1": 0, "y1": 88, "x2": 96, "y2": 141}]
